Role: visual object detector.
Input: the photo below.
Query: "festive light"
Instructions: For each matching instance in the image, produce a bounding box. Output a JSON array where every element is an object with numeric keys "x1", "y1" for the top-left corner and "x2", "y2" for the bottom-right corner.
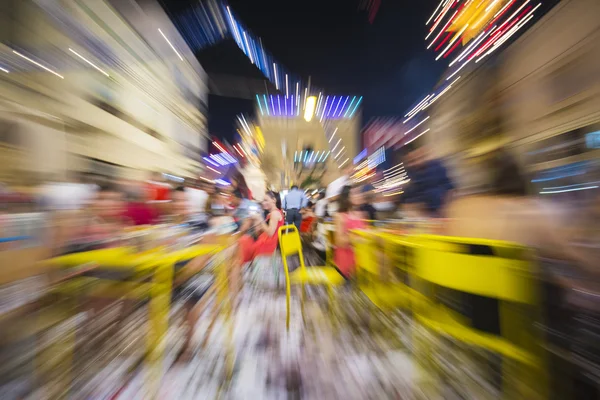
[
  {"x1": 13, "y1": 50, "x2": 64, "y2": 79},
  {"x1": 304, "y1": 96, "x2": 317, "y2": 122},
  {"x1": 68, "y1": 48, "x2": 110, "y2": 77},
  {"x1": 425, "y1": 0, "x2": 541, "y2": 68},
  {"x1": 257, "y1": 94, "x2": 359, "y2": 119},
  {"x1": 158, "y1": 29, "x2": 184, "y2": 61}
]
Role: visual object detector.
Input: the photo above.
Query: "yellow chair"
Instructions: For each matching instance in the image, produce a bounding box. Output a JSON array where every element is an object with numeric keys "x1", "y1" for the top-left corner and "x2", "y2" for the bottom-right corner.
[
  {"x1": 278, "y1": 225, "x2": 346, "y2": 330},
  {"x1": 412, "y1": 234, "x2": 548, "y2": 398}
]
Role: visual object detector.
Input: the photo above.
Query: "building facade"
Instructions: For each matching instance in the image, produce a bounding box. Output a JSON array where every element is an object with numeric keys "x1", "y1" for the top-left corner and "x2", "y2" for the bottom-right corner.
[
  {"x1": 256, "y1": 95, "x2": 361, "y2": 190},
  {"x1": 426, "y1": 0, "x2": 600, "y2": 192},
  {"x1": 0, "y1": 0, "x2": 208, "y2": 183}
]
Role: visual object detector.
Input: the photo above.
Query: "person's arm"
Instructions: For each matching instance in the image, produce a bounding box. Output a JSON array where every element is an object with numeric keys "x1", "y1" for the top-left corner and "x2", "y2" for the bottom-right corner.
[{"x1": 254, "y1": 211, "x2": 282, "y2": 237}]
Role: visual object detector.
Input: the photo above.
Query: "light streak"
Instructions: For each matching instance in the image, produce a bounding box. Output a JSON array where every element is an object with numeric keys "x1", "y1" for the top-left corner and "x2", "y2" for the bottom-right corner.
[
  {"x1": 273, "y1": 63, "x2": 279, "y2": 90},
  {"x1": 451, "y1": 28, "x2": 489, "y2": 66},
  {"x1": 338, "y1": 158, "x2": 350, "y2": 168},
  {"x1": 427, "y1": 10, "x2": 459, "y2": 49},
  {"x1": 426, "y1": 0, "x2": 448, "y2": 25},
  {"x1": 427, "y1": 0, "x2": 455, "y2": 40},
  {"x1": 0, "y1": 66, "x2": 8, "y2": 73},
  {"x1": 158, "y1": 29, "x2": 183, "y2": 61},
  {"x1": 337, "y1": 96, "x2": 350, "y2": 117},
  {"x1": 68, "y1": 48, "x2": 109, "y2": 77},
  {"x1": 405, "y1": 95, "x2": 432, "y2": 117},
  {"x1": 203, "y1": 157, "x2": 219, "y2": 167},
  {"x1": 344, "y1": 96, "x2": 357, "y2": 117},
  {"x1": 13, "y1": 50, "x2": 64, "y2": 79},
  {"x1": 335, "y1": 146, "x2": 345, "y2": 159},
  {"x1": 329, "y1": 127, "x2": 338, "y2": 143},
  {"x1": 404, "y1": 116, "x2": 430, "y2": 135},
  {"x1": 285, "y1": 74, "x2": 289, "y2": 97},
  {"x1": 256, "y1": 94, "x2": 264, "y2": 115},
  {"x1": 320, "y1": 96, "x2": 330, "y2": 122},
  {"x1": 332, "y1": 138, "x2": 342, "y2": 153},
  {"x1": 436, "y1": 24, "x2": 469, "y2": 61},
  {"x1": 242, "y1": 31, "x2": 254, "y2": 64},
  {"x1": 540, "y1": 186, "x2": 598, "y2": 195},
  {"x1": 348, "y1": 96, "x2": 363, "y2": 118},
  {"x1": 206, "y1": 165, "x2": 221, "y2": 174},
  {"x1": 405, "y1": 129, "x2": 431, "y2": 145},
  {"x1": 263, "y1": 94, "x2": 270, "y2": 116}
]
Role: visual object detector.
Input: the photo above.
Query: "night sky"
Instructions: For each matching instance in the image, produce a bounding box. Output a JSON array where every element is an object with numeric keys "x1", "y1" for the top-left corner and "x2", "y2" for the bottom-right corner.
[
  {"x1": 164, "y1": 0, "x2": 447, "y2": 140},
  {"x1": 221, "y1": 0, "x2": 446, "y2": 118}
]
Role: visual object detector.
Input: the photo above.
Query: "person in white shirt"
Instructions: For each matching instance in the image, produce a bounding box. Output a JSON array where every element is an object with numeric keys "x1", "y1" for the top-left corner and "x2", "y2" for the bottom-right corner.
[{"x1": 314, "y1": 192, "x2": 327, "y2": 218}]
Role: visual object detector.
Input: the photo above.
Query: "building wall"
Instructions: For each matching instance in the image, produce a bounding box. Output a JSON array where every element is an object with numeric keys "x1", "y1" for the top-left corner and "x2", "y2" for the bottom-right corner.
[
  {"x1": 257, "y1": 113, "x2": 360, "y2": 190},
  {"x1": 0, "y1": 0, "x2": 208, "y2": 182},
  {"x1": 428, "y1": 0, "x2": 600, "y2": 189}
]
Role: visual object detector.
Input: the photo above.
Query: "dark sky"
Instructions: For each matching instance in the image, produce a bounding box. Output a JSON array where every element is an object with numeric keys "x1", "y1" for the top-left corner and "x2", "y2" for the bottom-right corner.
[
  {"x1": 221, "y1": 0, "x2": 445, "y2": 120},
  {"x1": 165, "y1": 0, "x2": 447, "y2": 140}
]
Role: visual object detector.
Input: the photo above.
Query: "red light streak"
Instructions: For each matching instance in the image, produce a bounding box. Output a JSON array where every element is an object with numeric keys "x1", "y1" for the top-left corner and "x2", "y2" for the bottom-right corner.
[
  {"x1": 435, "y1": 32, "x2": 454, "y2": 51},
  {"x1": 477, "y1": 14, "x2": 521, "y2": 56},
  {"x1": 487, "y1": 0, "x2": 518, "y2": 27},
  {"x1": 429, "y1": 0, "x2": 455, "y2": 34},
  {"x1": 428, "y1": 10, "x2": 459, "y2": 48},
  {"x1": 443, "y1": 37, "x2": 463, "y2": 58}
]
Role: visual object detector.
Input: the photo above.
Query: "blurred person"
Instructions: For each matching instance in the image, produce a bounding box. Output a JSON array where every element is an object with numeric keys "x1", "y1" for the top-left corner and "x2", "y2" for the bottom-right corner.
[
  {"x1": 314, "y1": 191, "x2": 327, "y2": 218},
  {"x1": 145, "y1": 171, "x2": 171, "y2": 202},
  {"x1": 284, "y1": 185, "x2": 307, "y2": 229},
  {"x1": 325, "y1": 165, "x2": 354, "y2": 215},
  {"x1": 401, "y1": 143, "x2": 454, "y2": 218},
  {"x1": 239, "y1": 191, "x2": 284, "y2": 264},
  {"x1": 122, "y1": 189, "x2": 157, "y2": 226},
  {"x1": 168, "y1": 187, "x2": 218, "y2": 361},
  {"x1": 334, "y1": 185, "x2": 367, "y2": 278},
  {"x1": 299, "y1": 202, "x2": 318, "y2": 244},
  {"x1": 360, "y1": 187, "x2": 378, "y2": 221},
  {"x1": 38, "y1": 172, "x2": 98, "y2": 211}
]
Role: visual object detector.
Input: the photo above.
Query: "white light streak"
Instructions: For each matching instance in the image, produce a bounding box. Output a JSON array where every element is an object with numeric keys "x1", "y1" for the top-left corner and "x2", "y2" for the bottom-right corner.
[
  {"x1": 427, "y1": 10, "x2": 459, "y2": 49},
  {"x1": 68, "y1": 48, "x2": 109, "y2": 77},
  {"x1": 329, "y1": 127, "x2": 338, "y2": 143},
  {"x1": 405, "y1": 129, "x2": 431, "y2": 145},
  {"x1": 404, "y1": 116, "x2": 430, "y2": 135},
  {"x1": 206, "y1": 165, "x2": 221, "y2": 174},
  {"x1": 405, "y1": 95, "x2": 432, "y2": 117},
  {"x1": 242, "y1": 31, "x2": 254, "y2": 64},
  {"x1": 0, "y1": 66, "x2": 8, "y2": 73},
  {"x1": 13, "y1": 50, "x2": 64, "y2": 79},
  {"x1": 285, "y1": 74, "x2": 289, "y2": 97},
  {"x1": 427, "y1": 0, "x2": 454, "y2": 40},
  {"x1": 541, "y1": 186, "x2": 598, "y2": 195},
  {"x1": 450, "y1": 29, "x2": 488, "y2": 67},
  {"x1": 234, "y1": 145, "x2": 245, "y2": 158},
  {"x1": 426, "y1": 0, "x2": 447, "y2": 25},
  {"x1": 158, "y1": 29, "x2": 183, "y2": 61},
  {"x1": 335, "y1": 146, "x2": 345, "y2": 159},
  {"x1": 338, "y1": 158, "x2": 349, "y2": 168},
  {"x1": 436, "y1": 24, "x2": 469, "y2": 61},
  {"x1": 332, "y1": 138, "x2": 342, "y2": 153},
  {"x1": 273, "y1": 63, "x2": 279, "y2": 90}
]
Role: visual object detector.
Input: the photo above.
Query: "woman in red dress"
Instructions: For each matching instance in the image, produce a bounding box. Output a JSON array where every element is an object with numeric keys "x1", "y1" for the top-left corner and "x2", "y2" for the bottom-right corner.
[{"x1": 239, "y1": 191, "x2": 284, "y2": 263}]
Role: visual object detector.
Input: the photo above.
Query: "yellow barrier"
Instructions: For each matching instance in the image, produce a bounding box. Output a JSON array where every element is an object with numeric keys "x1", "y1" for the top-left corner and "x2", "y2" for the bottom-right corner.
[{"x1": 352, "y1": 231, "x2": 548, "y2": 398}]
